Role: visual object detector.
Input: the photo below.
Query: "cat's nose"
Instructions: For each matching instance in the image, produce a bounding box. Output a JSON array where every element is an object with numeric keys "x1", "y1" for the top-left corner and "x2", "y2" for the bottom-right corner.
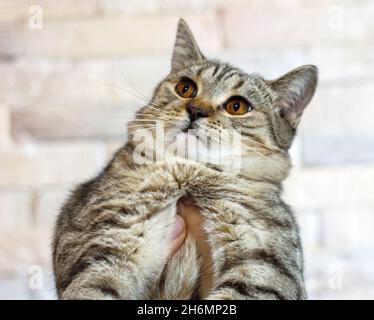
[{"x1": 186, "y1": 105, "x2": 213, "y2": 122}]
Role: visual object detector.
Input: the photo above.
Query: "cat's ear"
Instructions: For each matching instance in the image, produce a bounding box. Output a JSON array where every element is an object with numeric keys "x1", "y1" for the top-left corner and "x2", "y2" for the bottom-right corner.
[
  {"x1": 269, "y1": 65, "x2": 318, "y2": 129},
  {"x1": 171, "y1": 19, "x2": 204, "y2": 72}
]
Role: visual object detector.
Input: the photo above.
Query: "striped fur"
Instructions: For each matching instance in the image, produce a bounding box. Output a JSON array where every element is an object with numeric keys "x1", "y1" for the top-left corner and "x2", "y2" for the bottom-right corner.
[{"x1": 53, "y1": 19, "x2": 317, "y2": 300}]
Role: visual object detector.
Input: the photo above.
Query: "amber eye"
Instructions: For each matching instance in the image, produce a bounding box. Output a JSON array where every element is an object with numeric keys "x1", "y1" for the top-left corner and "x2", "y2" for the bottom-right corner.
[
  {"x1": 175, "y1": 78, "x2": 197, "y2": 98},
  {"x1": 224, "y1": 97, "x2": 252, "y2": 115}
]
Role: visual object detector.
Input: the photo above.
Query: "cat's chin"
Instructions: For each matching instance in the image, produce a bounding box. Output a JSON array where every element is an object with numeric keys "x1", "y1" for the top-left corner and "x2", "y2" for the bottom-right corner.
[
  {"x1": 181, "y1": 121, "x2": 195, "y2": 133},
  {"x1": 161, "y1": 133, "x2": 243, "y2": 173}
]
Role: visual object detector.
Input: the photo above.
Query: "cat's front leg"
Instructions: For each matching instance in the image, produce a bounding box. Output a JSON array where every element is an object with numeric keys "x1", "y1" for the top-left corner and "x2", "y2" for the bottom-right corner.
[
  {"x1": 57, "y1": 194, "x2": 182, "y2": 300},
  {"x1": 173, "y1": 166, "x2": 303, "y2": 299},
  {"x1": 55, "y1": 168, "x2": 185, "y2": 300},
  {"x1": 195, "y1": 195, "x2": 306, "y2": 300}
]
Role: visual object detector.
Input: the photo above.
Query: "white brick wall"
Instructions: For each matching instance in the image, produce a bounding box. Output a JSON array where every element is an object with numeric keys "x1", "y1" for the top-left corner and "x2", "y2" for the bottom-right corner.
[
  {"x1": 0, "y1": 190, "x2": 33, "y2": 227},
  {"x1": 0, "y1": 104, "x2": 10, "y2": 147},
  {"x1": 0, "y1": 0, "x2": 373, "y2": 299},
  {"x1": 5, "y1": 14, "x2": 221, "y2": 57},
  {"x1": 0, "y1": 142, "x2": 108, "y2": 188}
]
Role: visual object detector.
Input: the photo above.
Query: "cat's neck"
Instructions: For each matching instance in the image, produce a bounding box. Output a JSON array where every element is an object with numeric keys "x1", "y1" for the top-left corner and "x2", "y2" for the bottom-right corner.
[{"x1": 111, "y1": 142, "x2": 290, "y2": 190}]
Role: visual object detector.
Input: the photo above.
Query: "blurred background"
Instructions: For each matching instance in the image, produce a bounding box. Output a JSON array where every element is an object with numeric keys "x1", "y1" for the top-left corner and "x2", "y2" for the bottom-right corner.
[{"x1": 1, "y1": 0, "x2": 374, "y2": 299}]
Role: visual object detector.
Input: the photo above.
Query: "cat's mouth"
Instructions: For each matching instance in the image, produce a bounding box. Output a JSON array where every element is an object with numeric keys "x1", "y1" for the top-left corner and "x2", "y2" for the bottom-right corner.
[
  {"x1": 182, "y1": 121, "x2": 196, "y2": 133},
  {"x1": 181, "y1": 120, "x2": 195, "y2": 133}
]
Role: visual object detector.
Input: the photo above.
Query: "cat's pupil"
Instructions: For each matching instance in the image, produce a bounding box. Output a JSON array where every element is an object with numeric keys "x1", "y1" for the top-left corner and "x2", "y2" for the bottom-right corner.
[
  {"x1": 233, "y1": 102, "x2": 240, "y2": 111},
  {"x1": 182, "y1": 85, "x2": 189, "y2": 93}
]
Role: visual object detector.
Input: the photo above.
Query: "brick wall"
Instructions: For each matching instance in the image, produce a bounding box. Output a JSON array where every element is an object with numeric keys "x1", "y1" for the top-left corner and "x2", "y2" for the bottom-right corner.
[{"x1": 1, "y1": 0, "x2": 373, "y2": 299}]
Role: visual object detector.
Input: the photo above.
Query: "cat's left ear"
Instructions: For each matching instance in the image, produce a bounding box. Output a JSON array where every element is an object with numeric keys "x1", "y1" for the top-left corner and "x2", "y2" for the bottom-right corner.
[
  {"x1": 269, "y1": 65, "x2": 318, "y2": 129},
  {"x1": 171, "y1": 19, "x2": 205, "y2": 72}
]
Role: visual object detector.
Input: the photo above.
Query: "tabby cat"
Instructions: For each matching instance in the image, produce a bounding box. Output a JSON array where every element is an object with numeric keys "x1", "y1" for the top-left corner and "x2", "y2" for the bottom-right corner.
[{"x1": 52, "y1": 19, "x2": 318, "y2": 300}]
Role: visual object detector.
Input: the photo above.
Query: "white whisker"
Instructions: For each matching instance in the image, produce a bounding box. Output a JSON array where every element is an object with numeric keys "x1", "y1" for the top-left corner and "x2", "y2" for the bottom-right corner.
[
  {"x1": 103, "y1": 83, "x2": 162, "y2": 109},
  {"x1": 117, "y1": 62, "x2": 153, "y2": 101}
]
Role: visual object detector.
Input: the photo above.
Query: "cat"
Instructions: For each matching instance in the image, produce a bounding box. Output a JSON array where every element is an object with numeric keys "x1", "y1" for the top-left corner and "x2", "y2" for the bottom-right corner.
[{"x1": 52, "y1": 19, "x2": 318, "y2": 300}]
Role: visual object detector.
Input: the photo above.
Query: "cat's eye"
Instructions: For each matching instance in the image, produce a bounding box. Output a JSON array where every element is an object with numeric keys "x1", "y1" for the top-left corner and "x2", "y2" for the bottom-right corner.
[
  {"x1": 175, "y1": 78, "x2": 197, "y2": 98},
  {"x1": 224, "y1": 97, "x2": 252, "y2": 115}
]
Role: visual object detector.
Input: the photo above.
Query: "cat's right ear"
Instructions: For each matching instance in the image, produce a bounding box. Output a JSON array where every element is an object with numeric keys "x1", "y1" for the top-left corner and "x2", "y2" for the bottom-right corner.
[{"x1": 171, "y1": 19, "x2": 204, "y2": 72}]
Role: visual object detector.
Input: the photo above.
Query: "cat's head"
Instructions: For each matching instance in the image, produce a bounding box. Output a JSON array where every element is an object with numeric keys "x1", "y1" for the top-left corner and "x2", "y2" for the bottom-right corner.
[{"x1": 129, "y1": 19, "x2": 318, "y2": 181}]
